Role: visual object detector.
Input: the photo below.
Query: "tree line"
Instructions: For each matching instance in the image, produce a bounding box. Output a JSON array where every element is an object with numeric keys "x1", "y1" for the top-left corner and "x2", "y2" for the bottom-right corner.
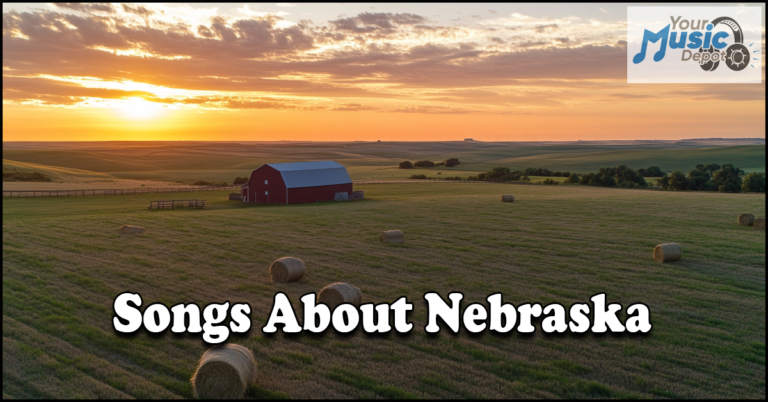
[
  {"x1": 399, "y1": 158, "x2": 460, "y2": 168},
  {"x1": 464, "y1": 164, "x2": 765, "y2": 193},
  {"x1": 656, "y1": 164, "x2": 764, "y2": 193}
]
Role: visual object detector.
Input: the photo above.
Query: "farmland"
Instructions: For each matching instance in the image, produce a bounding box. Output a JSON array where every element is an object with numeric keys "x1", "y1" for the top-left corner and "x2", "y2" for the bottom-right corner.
[
  {"x1": 3, "y1": 183, "x2": 765, "y2": 398},
  {"x1": 3, "y1": 139, "x2": 765, "y2": 188}
]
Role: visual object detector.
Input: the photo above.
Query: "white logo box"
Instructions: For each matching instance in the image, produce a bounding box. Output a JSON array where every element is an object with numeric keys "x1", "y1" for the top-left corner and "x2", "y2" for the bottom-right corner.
[{"x1": 627, "y1": 6, "x2": 762, "y2": 83}]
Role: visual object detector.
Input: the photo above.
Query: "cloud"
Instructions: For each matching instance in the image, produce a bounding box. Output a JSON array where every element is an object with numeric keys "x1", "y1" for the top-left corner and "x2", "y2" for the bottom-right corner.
[
  {"x1": 599, "y1": 7, "x2": 608, "y2": 13},
  {"x1": 51, "y1": 3, "x2": 115, "y2": 14},
  {"x1": 392, "y1": 105, "x2": 471, "y2": 114},
  {"x1": 329, "y1": 103, "x2": 377, "y2": 111},
  {"x1": 607, "y1": 93, "x2": 656, "y2": 100},
  {"x1": 330, "y1": 12, "x2": 426, "y2": 33},
  {"x1": 0, "y1": 7, "x2": 673, "y2": 112},
  {"x1": 122, "y1": 4, "x2": 155, "y2": 19}
]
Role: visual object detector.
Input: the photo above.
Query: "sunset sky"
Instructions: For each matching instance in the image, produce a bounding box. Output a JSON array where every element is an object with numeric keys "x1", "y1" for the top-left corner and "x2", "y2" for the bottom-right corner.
[{"x1": 2, "y1": 3, "x2": 765, "y2": 141}]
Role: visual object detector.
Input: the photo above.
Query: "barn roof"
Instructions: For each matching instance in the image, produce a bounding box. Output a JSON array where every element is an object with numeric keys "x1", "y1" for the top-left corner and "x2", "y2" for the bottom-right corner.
[{"x1": 264, "y1": 161, "x2": 352, "y2": 189}]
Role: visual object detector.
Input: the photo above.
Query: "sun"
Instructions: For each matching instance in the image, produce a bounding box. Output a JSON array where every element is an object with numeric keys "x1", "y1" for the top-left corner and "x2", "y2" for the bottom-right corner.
[{"x1": 120, "y1": 97, "x2": 163, "y2": 119}]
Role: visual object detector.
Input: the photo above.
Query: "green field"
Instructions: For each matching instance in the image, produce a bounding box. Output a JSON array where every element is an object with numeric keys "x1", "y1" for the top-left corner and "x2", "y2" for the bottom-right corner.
[
  {"x1": 3, "y1": 184, "x2": 765, "y2": 398},
  {"x1": 3, "y1": 140, "x2": 765, "y2": 185}
]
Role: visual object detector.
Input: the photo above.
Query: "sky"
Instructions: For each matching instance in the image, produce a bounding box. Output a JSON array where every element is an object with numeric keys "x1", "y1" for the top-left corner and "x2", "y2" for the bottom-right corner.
[{"x1": 2, "y1": 2, "x2": 765, "y2": 141}]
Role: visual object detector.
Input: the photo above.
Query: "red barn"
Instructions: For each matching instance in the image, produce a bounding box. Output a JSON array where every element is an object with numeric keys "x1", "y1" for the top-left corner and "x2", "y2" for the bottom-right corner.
[{"x1": 241, "y1": 161, "x2": 353, "y2": 204}]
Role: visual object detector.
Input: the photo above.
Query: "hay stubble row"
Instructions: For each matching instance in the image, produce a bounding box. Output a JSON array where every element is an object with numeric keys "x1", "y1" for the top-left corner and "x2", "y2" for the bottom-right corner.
[{"x1": 3, "y1": 185, "x2": 764, "y2": 399}]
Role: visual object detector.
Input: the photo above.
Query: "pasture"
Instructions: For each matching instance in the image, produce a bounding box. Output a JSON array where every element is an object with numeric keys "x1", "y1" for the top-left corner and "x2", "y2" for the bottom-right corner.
[
  {"x1": 3, "y1": 183, "x2": 765, "y2": 398},
  {"x1": 3, "y1": 139, "x2": 765, "y2": 186}
]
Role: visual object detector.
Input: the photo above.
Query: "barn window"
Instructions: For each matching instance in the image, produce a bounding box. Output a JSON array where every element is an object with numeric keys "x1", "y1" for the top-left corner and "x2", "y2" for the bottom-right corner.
[
  {"x1": 264, "y1": 180, "x2": 268, "y2": 185},
  {"x1": 265, "y1": 191, "x2": 269, "y2": 195}
]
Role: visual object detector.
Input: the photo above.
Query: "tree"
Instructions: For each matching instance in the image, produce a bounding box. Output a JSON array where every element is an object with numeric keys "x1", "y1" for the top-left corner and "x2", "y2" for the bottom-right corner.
[
  {"x1": 687, "y1": 169, "x2": 715, "y2": 191},
  {"x1": 668, "y1": 171, "x2": 689, "y2": 191},
  {"x1": 712, "y1": 164, "x2": 743, "y2": 193},
  {"x1": 695, "y1": 164, "x2": 705, "y2": 171},
  {"x1": 580, "y1": 173, "x2": 595, "y2": 185},
  {"x1": 398, "y1": 161, "x2": 413, "y2": 169},
  {"x1": 657, "y1": 174, "x2": 670, "y2": 189},
  {"x1": 614, "y1": 165, "x2": 646, "y2": 187},
  {"x1": 564, "y1": 173, "x2": 580, "y2": 184},
  {"x1": 703, "y1": 163, "x2": 720, "y2": 176},
  {"x1": 413, "y1": 160, "x2": 435, "y2": 168},
  {"x1": 444, "y1": 158, "x2": 461, "y2": 167},
  {"x1": 741, "y1": 172, "x2": 765, "y2": 193},
  {"x1": 639, "y1": 166, "x2": 663, "y2": 177},
  {"x1": 233, "y1": 176, "x2": 249, "y2": 185}
]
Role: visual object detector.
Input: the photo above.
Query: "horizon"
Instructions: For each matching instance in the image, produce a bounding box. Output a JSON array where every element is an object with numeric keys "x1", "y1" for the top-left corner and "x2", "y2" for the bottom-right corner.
[
  {"x1": 3, "y1": 3, "x2": 766, "y2": 141},
  {"x1": 2, "y1": 137, "x2": 766, "y2": 143}
]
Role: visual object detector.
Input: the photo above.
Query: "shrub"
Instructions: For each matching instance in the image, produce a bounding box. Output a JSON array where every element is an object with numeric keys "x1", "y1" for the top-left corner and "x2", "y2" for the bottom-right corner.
[
  {"x1": 409, "y1": 174, "x2": 427, "y2": 179},
  {"x1": 398, "y1": 161, "x2": 413, "y2": 169},
  {"x1": 444, "y1": 158, "x2": 461, "y2": 167},
  {"x1": 564, "y1": 173, "x2": 580, "y2": 184},
  {"x1": 2, "y1": 170, "x2": 52, "y2": 182},
  {"x1": 542, "y1": 178, "x2": 559, "y2": 185},
  {"x1": 193, "y1": 180, "x2": 229, "y2": 186},
  {"x1": 742, "y1": 172, "x2": 766, "y2": 193},
  {"x1": 413, "y1": 160, "x2": 435, "y2": 168}
]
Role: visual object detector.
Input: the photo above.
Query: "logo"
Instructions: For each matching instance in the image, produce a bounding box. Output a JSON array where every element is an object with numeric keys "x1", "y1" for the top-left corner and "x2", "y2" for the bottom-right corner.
[{"x1": 627, "y1": 7, "x2": 761, "y2": 83}]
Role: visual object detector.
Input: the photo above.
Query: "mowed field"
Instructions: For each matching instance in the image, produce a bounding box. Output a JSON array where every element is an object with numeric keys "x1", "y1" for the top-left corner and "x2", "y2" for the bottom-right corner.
[
  {"x1": 3, "y1": 184, "x2": 765, "y2": 399},
  {"x1": 3, "y1": 139, "x2": 765, "y2": 187}
]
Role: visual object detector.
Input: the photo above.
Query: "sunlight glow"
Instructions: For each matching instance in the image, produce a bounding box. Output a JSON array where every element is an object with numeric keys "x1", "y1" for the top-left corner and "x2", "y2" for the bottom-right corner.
[{"x1": 119, "y1": 97, "x2": 164, "y2": 119}]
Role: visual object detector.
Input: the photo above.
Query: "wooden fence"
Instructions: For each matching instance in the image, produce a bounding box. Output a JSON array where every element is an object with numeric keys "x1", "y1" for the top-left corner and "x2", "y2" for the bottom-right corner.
[
  {"x1": 149, "y1": 199, "x2": 206, "y2": 209},
  {"x1": 3, "y1": 185, "x2": 240, "y2": 198}
]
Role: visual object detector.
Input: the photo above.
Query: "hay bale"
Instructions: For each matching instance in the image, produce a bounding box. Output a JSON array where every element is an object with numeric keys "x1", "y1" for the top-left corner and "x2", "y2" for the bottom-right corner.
[
  {"x1": 353, "y1": 190, "x2": 364, "y2": 199},
  {"x1": 379, "y1": 229, "x2": 404, "y2": 244},
  {"x1": 269, "y1": 257, "x2": 305, "y2": 283},
  {"x1": 119, "y1": 225, "x2": 145, "y2": 234},
  {"x1": 318, "y1": 282, "x2": 362, "y2": 309},
  {"x1": 191, "y1": 344, "x2": 257, "y2": 400},
  {"x1": 501, "y1": 195, "x2": 515, "y2": 203},
  {"x1": 737, "y1": 213, "x2": 755, "y2": 226},
  {"x1": 754, "y1": 218, "x2": 765, "y2": 230},
  {"x1": 653, "y1": 243, "x2": 682, "y2": 262}
]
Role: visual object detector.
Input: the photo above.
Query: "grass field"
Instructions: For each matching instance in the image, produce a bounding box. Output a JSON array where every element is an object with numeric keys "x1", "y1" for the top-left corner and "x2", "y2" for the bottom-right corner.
[
  {"x1": 3, "y1": 184, "x2": 765, "y2": 398},
  {"x1": 3, "y1": 140, "x2": 765, "y2": 185}
]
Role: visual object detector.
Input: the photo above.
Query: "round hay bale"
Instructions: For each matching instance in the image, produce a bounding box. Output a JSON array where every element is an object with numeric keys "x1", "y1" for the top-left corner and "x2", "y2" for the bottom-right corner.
[
  {"x1": 318, "y1": 282, "x2": 362, "y2": 309},
  {"x1": 119, "y1": 225, "x2": 145, "y2": 234},
  {"x1": 653, "y1": 243, "x2": 682, "y2": 262},
  {"x1": 191, "y1": 344, "x2": 257, "y2": 400},
  {"x1": 269, "y1": 257, "x2": 305, "y2": 283},
  {"x1": 737, "y1": 213, "x2": 755, "y2": 226},
  {"x1": 501, "y1": 195, "x2": 515, "y2": 203},
  {"x1": 353, "y1": 190, "x2": 364, "y2": 199},
  {"x1": 754, "y1": 218, "x2": 765, "y2": 231},
  {"x1": 379, "y1": 230, "x2": 404, "y2": 244}
]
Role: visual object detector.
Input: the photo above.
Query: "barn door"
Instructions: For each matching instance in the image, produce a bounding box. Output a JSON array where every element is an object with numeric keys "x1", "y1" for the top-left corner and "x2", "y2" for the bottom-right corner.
[{"x1": 334, "y1": 192, "x2": 349, "y2": 201}]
